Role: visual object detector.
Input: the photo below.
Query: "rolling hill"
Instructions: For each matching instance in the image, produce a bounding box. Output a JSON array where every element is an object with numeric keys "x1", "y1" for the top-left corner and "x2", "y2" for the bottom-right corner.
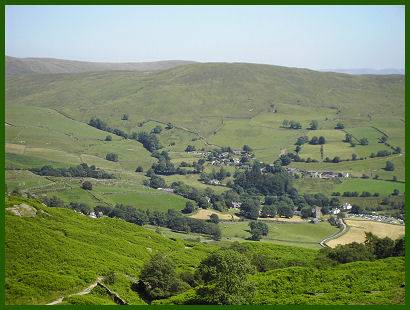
[{"x1": 6, "y1": 56, "x2": 196, "y2": 75}]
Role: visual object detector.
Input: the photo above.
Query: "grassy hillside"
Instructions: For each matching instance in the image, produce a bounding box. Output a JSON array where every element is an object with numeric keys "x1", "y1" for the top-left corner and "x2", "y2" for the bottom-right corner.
[
  {"x1": 6, "y1": 56, "x2": 195, "y2": 75},
  {"x1": 6, "y1": 196, "x2": 327, "y2": 305},
  {"x1": 156, "y1": 257, "x2": 405, "y2": 305},
  {"x1": 6, "y1": 62, "x2": 404, "y2": 136}
]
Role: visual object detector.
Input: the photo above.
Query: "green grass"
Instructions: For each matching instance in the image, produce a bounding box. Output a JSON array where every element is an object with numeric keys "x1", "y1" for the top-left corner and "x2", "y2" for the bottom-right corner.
[
  {"x1": 5, "y1": 196, "x2": 217, "y2": 305},
  {"x1": 294, "y1": 177, "x2": 405, "y2": 196},
  {"x1": 250, "y1": 257, "x2": 405, "y2": 305},
  {"x1": 220, "y1": 220, "x2": 339, "y2": 249},
  {"x1": 156, "y1": 257, "x2": 405, "y2": 305}
]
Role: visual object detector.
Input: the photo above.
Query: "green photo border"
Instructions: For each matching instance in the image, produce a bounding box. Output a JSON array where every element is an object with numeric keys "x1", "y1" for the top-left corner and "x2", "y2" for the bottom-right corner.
[{"x1": 0, "y1": 1, "x2": 407, "y2": 309}]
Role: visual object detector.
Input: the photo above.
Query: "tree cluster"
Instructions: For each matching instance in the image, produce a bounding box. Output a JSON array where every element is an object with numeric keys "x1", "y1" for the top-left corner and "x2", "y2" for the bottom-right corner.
[{"x1": 31, "y1": 163, "x2": 114, "y2": 179}]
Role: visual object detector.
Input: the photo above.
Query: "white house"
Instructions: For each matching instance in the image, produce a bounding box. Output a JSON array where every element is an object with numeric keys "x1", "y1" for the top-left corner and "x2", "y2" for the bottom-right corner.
[{"x1": 342, "y1": 203, "x2": 352, "y2": 210}]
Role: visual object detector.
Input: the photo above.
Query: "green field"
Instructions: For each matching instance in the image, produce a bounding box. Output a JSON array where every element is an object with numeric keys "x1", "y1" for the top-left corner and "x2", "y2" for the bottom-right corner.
[
  {"x1": 294, "y1": 177, "x2": 405, "y2": 196},
  {"x1": 220, "y1": 220, "x2": 339, "y2": 249}
]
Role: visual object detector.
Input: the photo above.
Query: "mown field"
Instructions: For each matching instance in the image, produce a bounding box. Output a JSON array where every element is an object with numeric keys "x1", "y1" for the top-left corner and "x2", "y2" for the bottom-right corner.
[
  {"x1": 220, "y1": 220, "x2": 339, "y2": 249},
  {"x1": 326, "y1": 218, "x2": 405, "y2": 248}
]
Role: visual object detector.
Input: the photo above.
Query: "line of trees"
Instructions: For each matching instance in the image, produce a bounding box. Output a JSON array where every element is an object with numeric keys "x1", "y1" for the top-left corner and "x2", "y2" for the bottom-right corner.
[{"x1": 30, "y1": 163, "x2": 114, "y2": 179}]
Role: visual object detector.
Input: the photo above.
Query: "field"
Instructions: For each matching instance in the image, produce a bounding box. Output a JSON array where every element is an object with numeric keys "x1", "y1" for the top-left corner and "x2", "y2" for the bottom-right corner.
[
  {"x1": 326, "y1": 218, "x2": 405, "y2": 248},
  {"x1": 293, "y1": 177, "x2": 405, "y2": 196},
  {"x1": 220, "y1": 220, "x2": 339, "y2": 249}
]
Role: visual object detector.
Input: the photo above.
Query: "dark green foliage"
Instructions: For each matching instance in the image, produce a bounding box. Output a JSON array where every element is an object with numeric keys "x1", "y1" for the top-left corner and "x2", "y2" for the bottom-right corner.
[
  {"x1": 148, "y1": 175, "x2": 166, "y2": 189},
  {"x1": 301, "y1": 207, "x2": 313, "y2": 219},
  {"x1": 234, "y1": 163, "x2": 293, "y2": 196},
  {"x1": 185, "y1": 145, "x2": 196, "y2": 152},
  {"x1": 295, "y1": 135, "x2": 309, "y2": 146},
  {"x1": 81, "y1": 181, "x2": 92, "y2": 191},
  {"x1": 31, "y1": 163, "x2": 114, "y2": 179},
  {"x1": 309, "y1": 136, "x2": 319, "y2": 145},
  {"x1": 135, "y1": 131, "x2": 162, "y2": 152},
  {"x1": 283, "y1": 120, "x2": 302, "y2": 129},
  {"x1": 42, "y1": 196, "x2": 65, "y2": 208},
  {"x1": 243, "y1": 144, "x2": 253, "y2": 152},
  {"x1": 249, "y1": 221, "x2": 269, "y2": 241},
  {"x1": 332, "y1": 156, "x2": 341, "y2": 163},
  {"x1": 196, "y1": 249, "x2": 256, "y2": 304},
  {"x1": 209, "y1": 214, "x2": 219, "y2": 224},
  {"x1": 88, "y1": 118, "x2": 128, "y2": 138},
  {"x1": 135, "y1": 166, "x2": 144, "y2": 173},
  {"x1": 182, "y1": 201, "x2": 197, "y2": 214},
  {"x1": 67, "y1": 202, "x2": 93, "y2": 215},
  {"x1": 239, "y1": 197, "x2": 261, "y2": 220},
  {"x1": 318, "y1": 136, "x2": 326, "y2": 145},
  {"x1": 344, "y1": 133, "x2": 353, "y2": 143},
  {"x1": 121, "y1": 114, "x2": 129, "y2": 120},
  {"x1": 359, "y1": 137, "x2": 369, "y2": 145},
  {"x1": 260, "y1": 204, "x2": 277, "y2": 218},
  {"x1": 323, "y1": 242, "x2": 375, "y2": 264},
  {"x1": 385, "y1": 160, "x2": 395, "y2": 171},
  {"x1": 139, "y1": 253, "x2": 183, "y2": 300},
  {"x1": 106, "y1": 153, "x2": 118, "y2": 162},
  {"x1": 151, "y1": 125, "x2": 162, "y2": 134},
  {"x1": 335, "y1": 122, "x2": 345, "y2": 129},
  {"x1": 277, "y1": 204, "x2": 294, "y2": 218},
  {"x1": 105, "y1": 135, "x2": 112, "y2": 141}
]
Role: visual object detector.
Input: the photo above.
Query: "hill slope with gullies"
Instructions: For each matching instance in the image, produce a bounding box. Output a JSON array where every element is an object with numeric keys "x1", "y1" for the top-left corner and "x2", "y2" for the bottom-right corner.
[{"x1": 6, "y1": 56, "x2": 196, "y2": 75}]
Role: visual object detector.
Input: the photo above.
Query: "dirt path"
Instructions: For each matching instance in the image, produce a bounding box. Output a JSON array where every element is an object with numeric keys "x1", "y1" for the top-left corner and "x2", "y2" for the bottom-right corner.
[{"x1": 46, "y1": 276, "x2": 104, "y2": 305}]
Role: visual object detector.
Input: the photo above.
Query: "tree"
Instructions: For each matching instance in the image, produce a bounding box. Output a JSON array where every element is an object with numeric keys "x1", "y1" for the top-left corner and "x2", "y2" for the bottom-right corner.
[
  {"x1": 151, "y1": 125, "x2": 163, "y2": 134},
  {"x1": 309, "y1": 120, "x2": 318, "y2": 130},
  {"x1": 359, "y1": 137, "x2": 369, "y2": 145},
  {"x1": 332, "y1": 156, "x2": 341, "y2": 163},
  {"x1": 282, "y1": 119, "x2": 289, "y2": 128},
  {"x1": 81, "y1": 181, "x2": 93, "y2": 190},
  {"x1": 318, "y1": 136, "x2": 326, "y2": 145},
  {"x1": 149, "y1": 175, "x2": 166, "y2": 189},
  {"x1": 310, "y1": 136, "x2": 319, "y2": 145},
  {"x1": 197, "y1": 249, "x2": 256, "y2": 304},
  {"x1": 135, "y1": 166, "x2": 144, "y2": 173},
  {"x1": 106, "y1": 153, "x2": 118, "y2": 162},
  {"x1": 260, "y1": 204, "x2": 277, "y2": 218},
  {"x1": 335, "y1": 122, "x2": 345, "y2": 129},
  {"x1": 105, "y1": 135, "x2": 112, "y2": 141},
  {"x1": 209, "y1": 214, "x2": 220, "y2": 224},
  {"x1": 296, "y1": 136, "x2": 309, "y2": 146},
  {"x1": 182, "y1": 201, "x2": 197, "y2": 214},
  {"x1": 279, "y1": 154, "x2": 291, "y2": 166},
  {"x1": 239, "y1": 198, "x2": 261, "y2": 220},
  {"x1": 351, "y1": 153, "x2": 357, "y2": 161},
  {"x1": 121, "y1": 114, "x2": 129, "y2": 120},
  {"x1": 139, "y1": 253, "x2": 183, "y2": 300},
  {"x1": 385, "y1": 161, "x2": 395, "y2": 171},
  {"x1": 295, "y1": 145, "x2": 302, "y2": 153},
  {"x1": 249, "y1": 221, "x2": 269, "y2": 241},
  {"x1": 277, "y1": 203, "x2": 294, "y2": 218},
  {"x1": 392, "y1": 189, "x2": 400, "y2": 196},
  {"x1": 242, "y1": 145, "x2": 253, "y2": 153},
  {"x1": 301, "y1": 207, "x2": 313, "y2": 218},
  {"x1": 344, "y1": 133, "x2": 353, "y2": 143},
  {"x1": 185, "y1": 145, "x2": 196, "y2": 152}
]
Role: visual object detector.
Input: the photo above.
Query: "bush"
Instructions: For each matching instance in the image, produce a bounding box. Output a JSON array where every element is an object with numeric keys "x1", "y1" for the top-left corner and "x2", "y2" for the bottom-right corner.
[
  {"x1": 106, "y1": 153, "x2": 118, "y2": 162},
  {"x1": 105, "y1": 135, "x2": 112, "y2": 141},
  {"x1": 209, "y1": 214, "x2": 220, "y2": 224},
  {"x1": 81, "y1": 181, "x2": 93, "y2": 190},
  {"x1": 385, "y1": 161, "x2": 395, "y2": 171},
  {"x1": 135, "y1": 166, "x2": 144, "y2": 173},
  {"x1": 139, "y1": 253, "x2": 183, "y2": 301}
]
